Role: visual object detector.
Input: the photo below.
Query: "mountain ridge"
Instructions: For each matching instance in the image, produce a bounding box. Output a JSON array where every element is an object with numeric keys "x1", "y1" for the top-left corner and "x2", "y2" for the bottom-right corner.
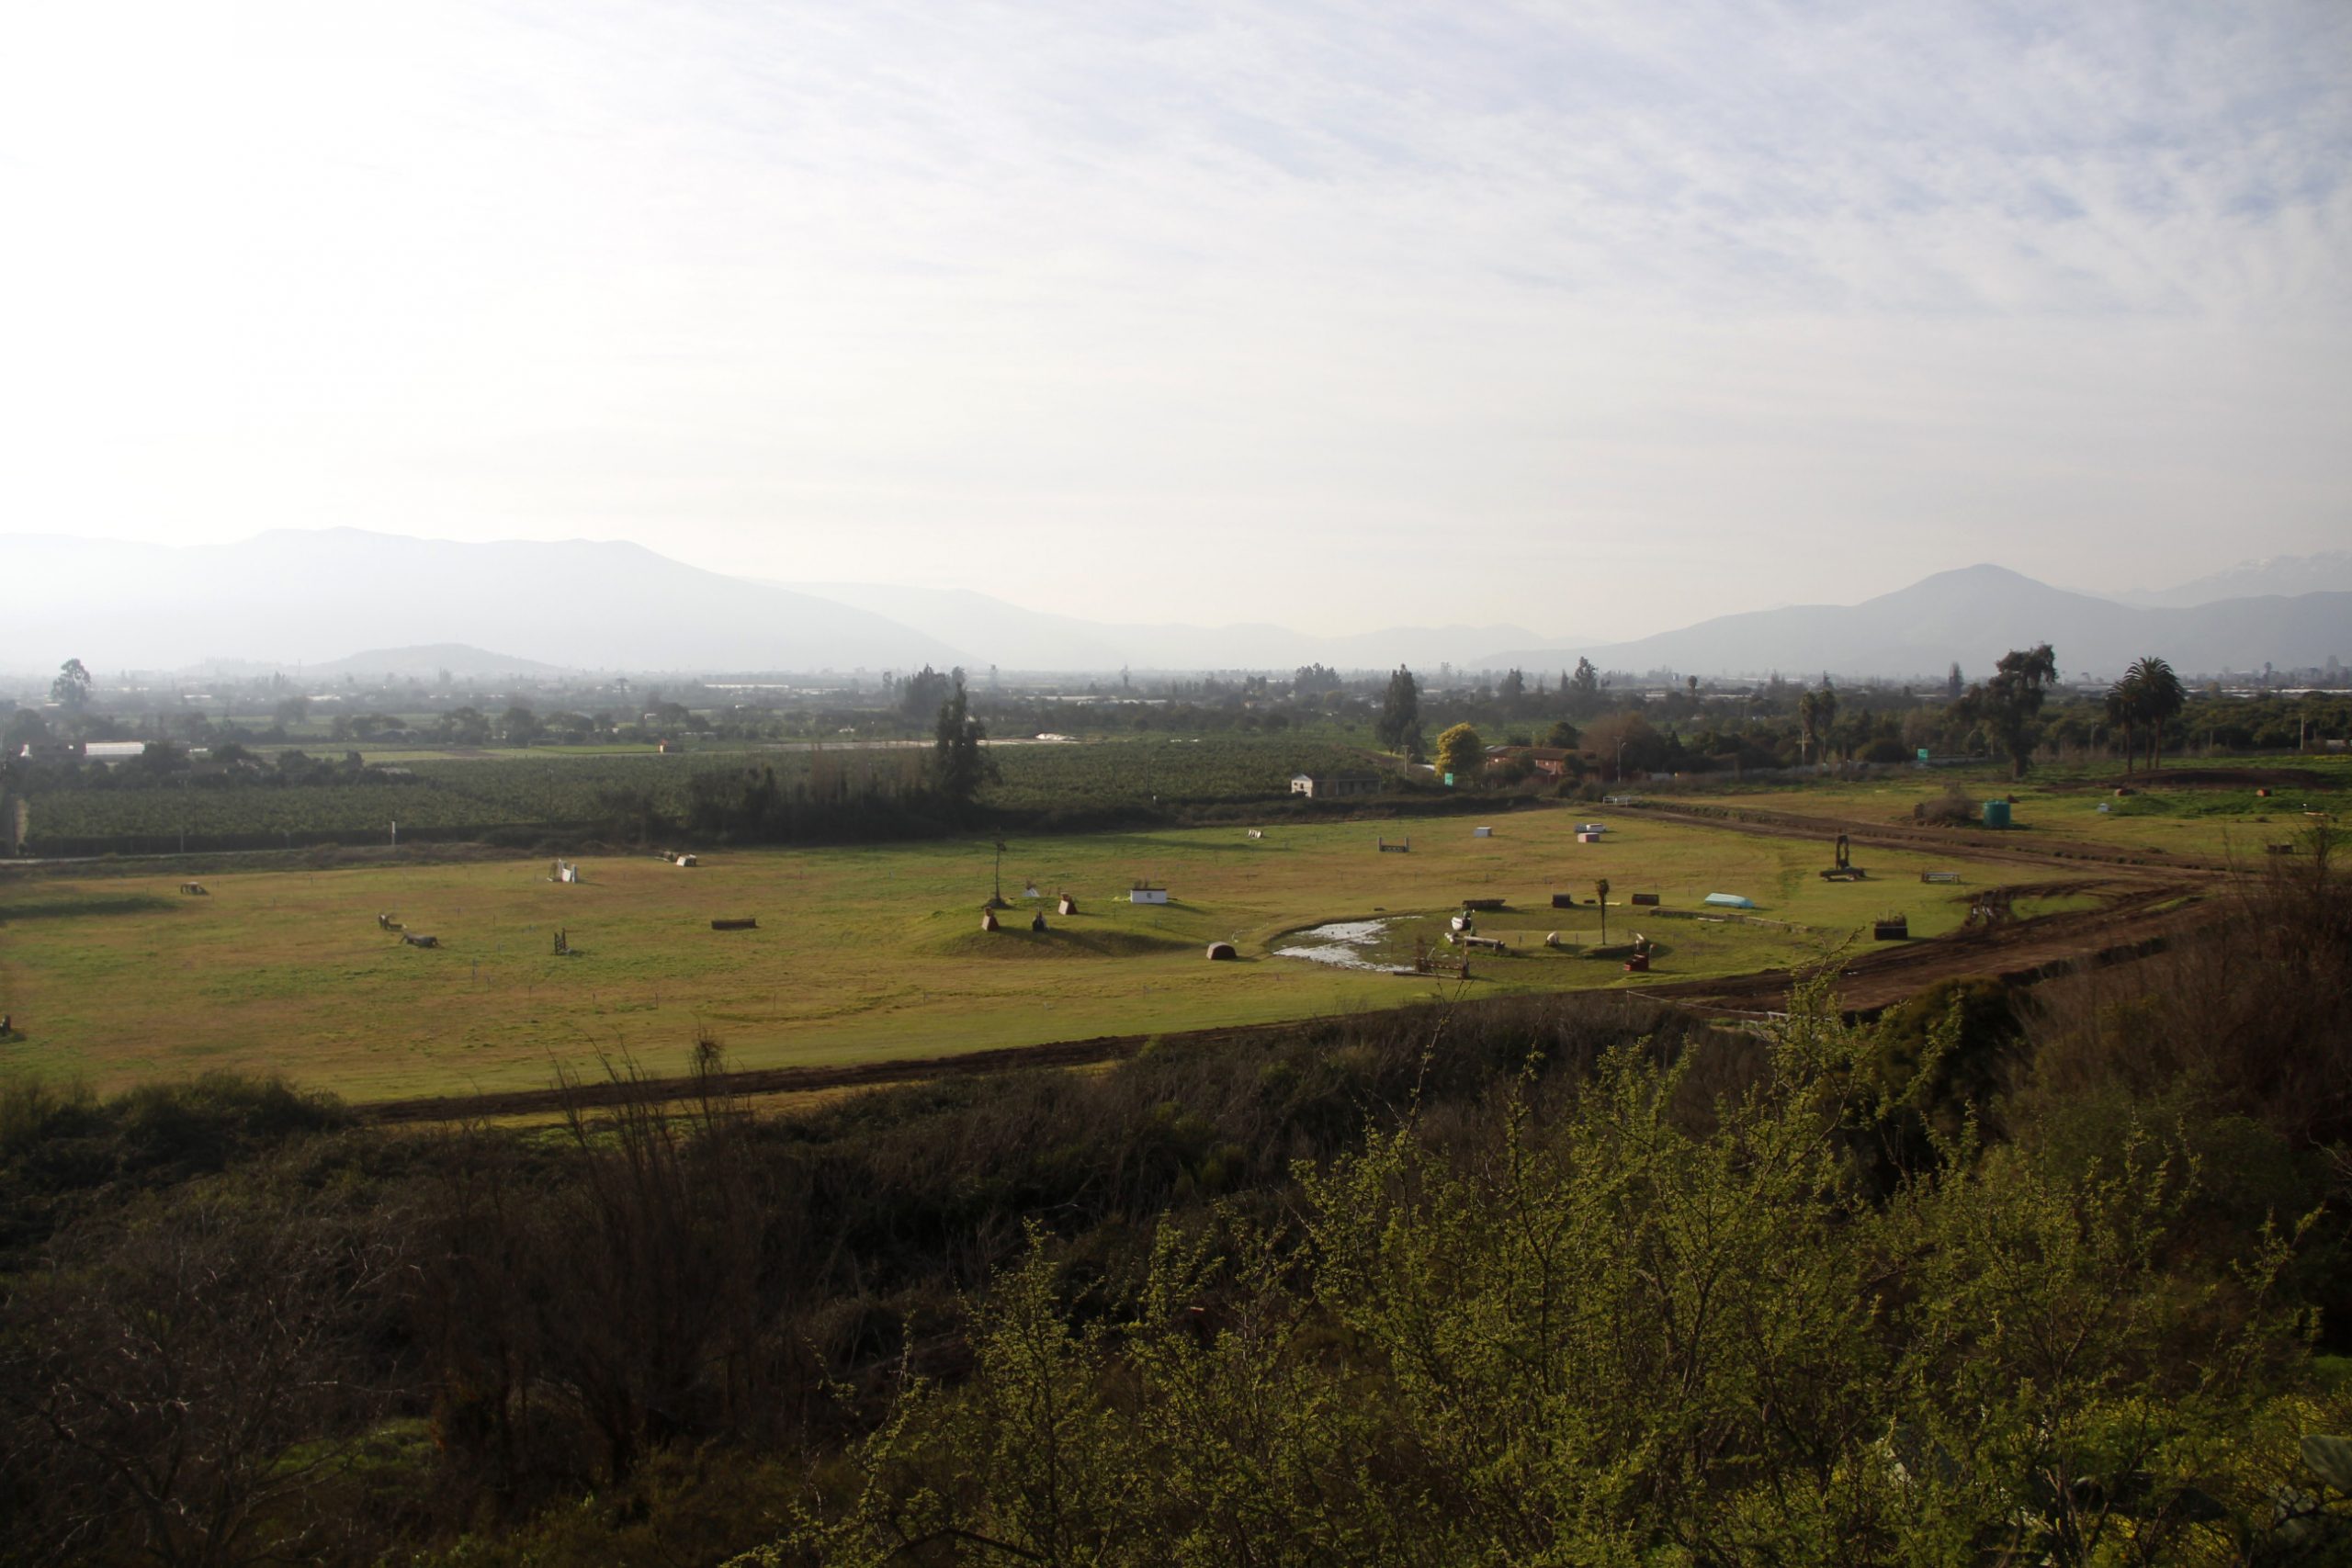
[{"x1": 1476, "y1": 564, "x2": 2350, "y2": 680}]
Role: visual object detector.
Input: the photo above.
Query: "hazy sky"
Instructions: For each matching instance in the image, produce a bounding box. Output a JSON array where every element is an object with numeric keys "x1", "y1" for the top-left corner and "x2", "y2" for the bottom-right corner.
[{"x1": 4, "y1": 1, "x2": 2346, "y2": 639}]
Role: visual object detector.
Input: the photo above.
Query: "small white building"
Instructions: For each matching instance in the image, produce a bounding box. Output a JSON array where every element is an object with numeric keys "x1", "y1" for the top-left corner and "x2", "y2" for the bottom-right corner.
[
  {"x1": 1290, "y1": 772, "x2": 1381, "y2": 799},
  {"x1": 1129, "y1": 882, "x2": 1170, "y2": 905}
]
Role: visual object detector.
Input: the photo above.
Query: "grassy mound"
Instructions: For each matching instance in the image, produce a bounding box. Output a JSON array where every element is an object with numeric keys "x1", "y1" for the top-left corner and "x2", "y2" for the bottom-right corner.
[{"x1": 926, "y1": 924, "x2": 1198, "y2": 960}]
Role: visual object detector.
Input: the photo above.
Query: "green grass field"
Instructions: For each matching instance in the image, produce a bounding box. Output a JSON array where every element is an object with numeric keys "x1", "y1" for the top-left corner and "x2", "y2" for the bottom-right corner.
[
  {"x1": 0, "y1": 807, "x2": 2039, "y2": 1102},
  {"x1": 1688, "y1": 755, "x2": 2351, "y2": 861}
]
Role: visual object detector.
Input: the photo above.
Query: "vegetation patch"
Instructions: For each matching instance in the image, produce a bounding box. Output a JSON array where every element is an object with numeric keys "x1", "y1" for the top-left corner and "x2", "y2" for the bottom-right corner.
[{"x1": 925, "y1": 925, "x2": 1197, "y2": 960}]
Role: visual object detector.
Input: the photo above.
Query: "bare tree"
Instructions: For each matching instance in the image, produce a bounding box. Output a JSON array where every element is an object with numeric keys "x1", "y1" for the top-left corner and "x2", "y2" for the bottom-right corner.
[{"x1": 1, "y1": 1192, "x2": 404, "y2": 1567}]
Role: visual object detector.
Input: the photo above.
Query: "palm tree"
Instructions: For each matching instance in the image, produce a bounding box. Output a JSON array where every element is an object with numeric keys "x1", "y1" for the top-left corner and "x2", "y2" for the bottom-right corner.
[
  {"x1": 2127, "y1": 656, "x2": 2185, "y2": 771},
  {"x1": 2104, "y1": 672, "x2": 2141, "y2": 773}
]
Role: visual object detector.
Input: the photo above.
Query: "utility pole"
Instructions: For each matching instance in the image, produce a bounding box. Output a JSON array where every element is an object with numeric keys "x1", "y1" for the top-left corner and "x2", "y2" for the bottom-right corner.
[{"x1": 1596, "y1": 878, "x2": 1610, "y2": 946}]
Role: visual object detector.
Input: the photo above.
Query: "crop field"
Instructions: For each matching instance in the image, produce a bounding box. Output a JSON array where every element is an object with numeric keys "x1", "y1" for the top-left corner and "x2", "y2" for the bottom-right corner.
[
  {"x1": 0, "y1": 807, "x2": 2027, "y2": 1103},
  {"x1": 15, "y1": 735, "x2": 1381, "y2": 852}
]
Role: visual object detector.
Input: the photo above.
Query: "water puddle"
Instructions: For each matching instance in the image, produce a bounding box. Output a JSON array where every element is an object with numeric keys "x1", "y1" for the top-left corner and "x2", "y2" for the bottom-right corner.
[{"x1": 1273, "y1": 918, "x2": 1417, "y2": 975}]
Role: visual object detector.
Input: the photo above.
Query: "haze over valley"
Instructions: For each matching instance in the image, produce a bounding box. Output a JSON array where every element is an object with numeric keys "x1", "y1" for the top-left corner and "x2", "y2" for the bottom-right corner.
[{"x1": 8, "y1": 530, "x2": 2347, "y2": 684}]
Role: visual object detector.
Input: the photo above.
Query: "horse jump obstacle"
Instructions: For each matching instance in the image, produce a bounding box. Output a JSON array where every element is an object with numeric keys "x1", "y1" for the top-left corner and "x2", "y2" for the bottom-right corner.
[
  {"x1": 401, "y1": 932, "x2": 440, "y2": 948},
  {"x1": 1631, "y1": 893, "x2": 1661, "y2": 907},
  {"x1": 1377, "y1": 838, "x2": 1411, "y2": 853},
  {"x1": 1820, "y1": 834, "x2": 1866, "y2": 881},
  {"x1": 179, "y1": 882, "x2": 208, "y2": 896},
  {"x1": 710, "y1": 917, "x2": 758, "y2": 931},
  {"x1": 1920, "y1": 871, "x2": 1962, "y2": 884}
]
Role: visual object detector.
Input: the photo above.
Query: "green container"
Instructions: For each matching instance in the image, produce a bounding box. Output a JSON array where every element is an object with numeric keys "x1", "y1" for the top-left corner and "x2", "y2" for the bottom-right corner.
[{"x1": 1983, "y1": 799, "x2": 2012, "y2": 829}]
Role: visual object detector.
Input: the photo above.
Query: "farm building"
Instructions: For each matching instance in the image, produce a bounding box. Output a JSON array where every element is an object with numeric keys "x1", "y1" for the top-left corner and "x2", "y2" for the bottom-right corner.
[
  {"x1": 1485, "y1": 745, "x2": 1576, "y2": 779},
  {"x1": 1289, "y1": 772, "x2": 1381, "y2": 799}
]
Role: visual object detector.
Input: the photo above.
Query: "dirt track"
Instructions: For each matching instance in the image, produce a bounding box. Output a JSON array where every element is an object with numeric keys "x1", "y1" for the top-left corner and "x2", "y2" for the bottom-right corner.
[
  {"x1": 1626, "y1": 881, "x2": 2207, "y2": 1017},
  {"x1": 359, "y1": 1028, "x2": 1226, "y2": 1125}
]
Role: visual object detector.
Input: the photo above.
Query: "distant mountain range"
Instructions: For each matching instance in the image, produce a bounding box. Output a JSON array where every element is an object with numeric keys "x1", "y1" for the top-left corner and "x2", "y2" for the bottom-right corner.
[
  {"x1": 3, "y1": 530, "x2": 2346, "y2": 682},
  {"x1": 1479, "y1": 565, "x2": 2350, "y2": 682},
  {"x1": 2, "y1": 530, "x2": 965, "y2": 675},
  {"x1": 2109, "y1": 551, "x2": 2352, "y2": 609}
]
